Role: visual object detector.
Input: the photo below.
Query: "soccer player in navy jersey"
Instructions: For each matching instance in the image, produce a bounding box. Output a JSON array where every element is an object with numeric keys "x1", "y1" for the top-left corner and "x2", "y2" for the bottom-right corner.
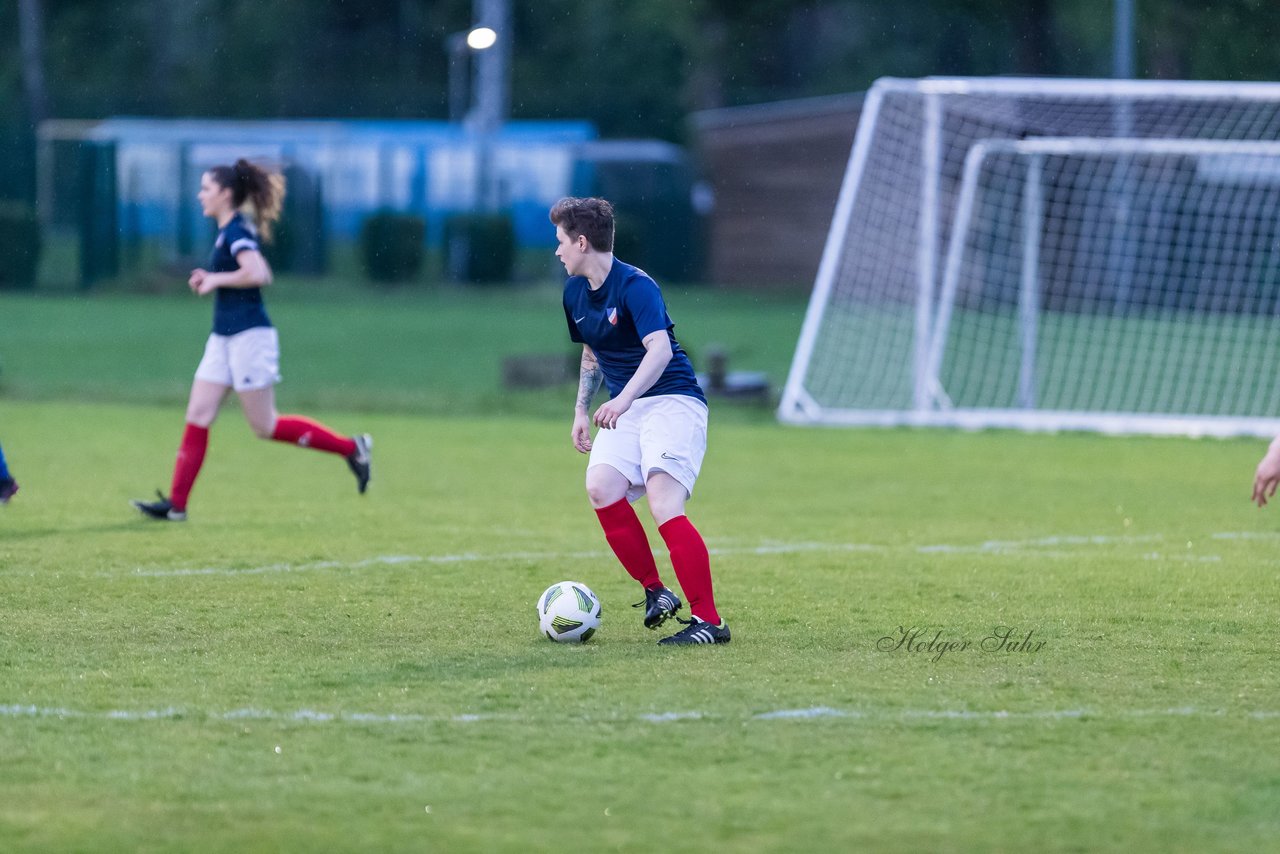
[
  {"x1": 551, "y1": 197, "x2": 729, "y2": 645},
  {"x1": 0, "y1": 441, "x2": 18, "y2": 504},
  {"x1": 132, "y1": 160, "x2": 371, "y2": 522}
]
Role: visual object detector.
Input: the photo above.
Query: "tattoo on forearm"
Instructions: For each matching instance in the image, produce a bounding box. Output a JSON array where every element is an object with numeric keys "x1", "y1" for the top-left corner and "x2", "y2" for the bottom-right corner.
[{"x1": 577, "y1": 351, "x2": 603, "y2": 411}]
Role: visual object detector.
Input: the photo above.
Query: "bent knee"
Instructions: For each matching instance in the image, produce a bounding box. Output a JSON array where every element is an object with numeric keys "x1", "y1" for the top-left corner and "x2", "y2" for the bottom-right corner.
[
  {"x1": 585, "y1": 482, "x2": 625, "y2": 508},
  {"x1": 646, "y1": 494, "x2": 686, "y2": 524},
  {"x1": 585, "y1": 468, "x2": 630, "y2": 508},
  {"x1": 248, "y1": 417, "x2": 277, "y2": 440}
]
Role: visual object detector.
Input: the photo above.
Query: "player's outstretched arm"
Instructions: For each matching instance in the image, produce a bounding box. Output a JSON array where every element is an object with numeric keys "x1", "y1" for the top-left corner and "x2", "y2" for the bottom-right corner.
[{"x1": 1252, "y1": 437, "x2": 1280, "y2": 506}]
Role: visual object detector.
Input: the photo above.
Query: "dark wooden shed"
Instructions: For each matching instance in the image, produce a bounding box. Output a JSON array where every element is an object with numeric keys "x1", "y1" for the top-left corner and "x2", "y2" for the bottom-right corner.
[{"x1": 691, "y1": 93, "x2": 863, "y2": 290}]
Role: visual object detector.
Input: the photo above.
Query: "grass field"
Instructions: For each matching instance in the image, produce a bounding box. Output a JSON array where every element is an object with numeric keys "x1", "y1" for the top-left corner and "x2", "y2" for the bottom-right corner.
[
  {"x1": 1, "y1": 281, "x2": 1279, "y2": 852},
  {"x1": 0, "y1": 279, "x2": 801, "y2": 420},
  {"x1": 808, "y1": 303, "x2": 1280, "y2": 417}
]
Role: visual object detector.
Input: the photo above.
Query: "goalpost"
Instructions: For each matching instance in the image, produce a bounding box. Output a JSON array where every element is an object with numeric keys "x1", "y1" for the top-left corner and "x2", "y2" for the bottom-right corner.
[{"x1": 779, "y1": 77, "x2": 1280, "y2": 437}]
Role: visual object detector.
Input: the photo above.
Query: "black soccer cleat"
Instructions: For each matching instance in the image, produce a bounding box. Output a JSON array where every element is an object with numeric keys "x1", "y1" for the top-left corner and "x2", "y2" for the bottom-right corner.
[
  {"x1": 131, "y1": 490, "x2": 187, "y2": 522},
  {"x1": 346, "y1": 433, "x2": 373, "y2": 494},
  {"x1": 657, "y1": 616, "x2": 731, "y2": 646},
  {"x1": 0, "y1": 477, "x2": 18, "y2": 504},
  {"x1": 633, "y1": 585, "x2": 682, "y2": 629}
]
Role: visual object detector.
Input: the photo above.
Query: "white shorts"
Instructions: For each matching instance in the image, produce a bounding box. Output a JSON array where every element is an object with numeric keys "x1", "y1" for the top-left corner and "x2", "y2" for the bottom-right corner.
[
  {"x1": 588, "y1": 394, "x2": 709, "y2": 501},
  {"x1": 194, "y1": 326, "x2": 281, "y2": 392}
]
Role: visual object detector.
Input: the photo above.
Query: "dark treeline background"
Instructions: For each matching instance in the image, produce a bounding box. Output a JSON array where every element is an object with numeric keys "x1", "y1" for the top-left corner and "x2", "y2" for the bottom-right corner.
[{"x1": 2, "y1": 0, "x2": 1278, "y2": 200}]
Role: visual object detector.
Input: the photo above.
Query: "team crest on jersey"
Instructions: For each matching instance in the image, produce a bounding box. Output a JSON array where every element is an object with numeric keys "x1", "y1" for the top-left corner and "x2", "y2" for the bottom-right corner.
[{"x1": 606, "y1": 307, "x2": 618, "y2": 326}]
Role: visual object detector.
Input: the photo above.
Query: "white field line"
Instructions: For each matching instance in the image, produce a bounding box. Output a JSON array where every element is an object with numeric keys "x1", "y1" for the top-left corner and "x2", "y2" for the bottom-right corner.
[
  {"x1": 1211, "y1": 531, "x2": 1280, "y2": 540},
  {"x1": 915, "y1": 533, "x2": 1164, "y2": 554},
  {"x1": 112, "y1": 532, "x2": 1240, "y2": 579},
  {"x1": 1142, "y1": 552, "x2": 1223, "y2": 563},
  {"x1": 1, "y1": 703, "x2": 1275, "y2": 725},
  {"x1": 123, "y1": 543, "x2": 881, "y2": 578}
]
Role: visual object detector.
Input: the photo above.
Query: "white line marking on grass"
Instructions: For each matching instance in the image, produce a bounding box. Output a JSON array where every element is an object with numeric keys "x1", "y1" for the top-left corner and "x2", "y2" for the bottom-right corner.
[
  {"x1": 0, "y1": 704, "x2": 488, "y2": 725},
  {"x1": 712, "y1": 542, "x2": 882, "y2": 556},
  {"x1": 754, "y1": 707, "x2": 857, "y2": 720},
  {"x1": 898, "y1": 709, "x2": 1083, "y2": 720},
  {"x1": 130, "y1": 555, "x2": 426, "y2": 578},
  {"x1": 125, "y1": 543, "x2": 886, "y2": 578},
  {"x1": 640, "y1": 711, "x2": 705, "y2": 722},
  {"x1": 111, "y1": 528, "x2": 1263, "y2": 580},
  {"x1": 118, "y1": 533, "x2": 1194, "y2": 579},
  {"x1": 3, "y1": 703, "x2": 1277, "y2": 726},
  {"x1": 1142, "y1": 552, "x2": 1222, "y2": 563},
  {"x1": 749, "y1": 706, "x2": 1269, "y2": 722},
  {"x1": 917, "y1": 534, "x2": 1163, "y2": 555}
]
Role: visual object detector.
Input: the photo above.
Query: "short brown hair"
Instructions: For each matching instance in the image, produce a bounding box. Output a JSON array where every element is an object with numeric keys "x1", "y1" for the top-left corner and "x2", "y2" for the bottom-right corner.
[{"x1": 549, "y1": 197, "x2": 614, "y2": 252}]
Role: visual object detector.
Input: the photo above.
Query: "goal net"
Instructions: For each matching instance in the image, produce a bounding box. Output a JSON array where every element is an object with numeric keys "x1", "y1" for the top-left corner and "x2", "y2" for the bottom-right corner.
[{"x1": 779, "y1": 77, "x2": 1280, "y2": 436}]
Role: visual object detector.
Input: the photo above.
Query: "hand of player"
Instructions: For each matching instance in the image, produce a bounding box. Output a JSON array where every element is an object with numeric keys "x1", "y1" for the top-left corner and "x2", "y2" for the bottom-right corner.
[
  {"x1": 571, "y1": 412, "x2": 593, "y2": 454},
  {"x1": 1252, "y1": 442, "x2": 1280, "y2": 506},
  {"x1": 188, "y1": 268, "x2": 208, "y2": 294},
  {"x1": 593, "y1": 396, "x2": 632, "y2": 430}
]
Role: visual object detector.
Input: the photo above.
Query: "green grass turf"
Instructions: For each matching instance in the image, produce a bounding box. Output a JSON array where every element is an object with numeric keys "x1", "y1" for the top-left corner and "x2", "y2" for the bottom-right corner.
[
  {"x1": 1, "y1": 284, "x2": 1279, "y2": 851},
  {"x1": 807, "y1": 303, "x2": 1280, "y2": 416},
  {"x1": 1, "y1": 399, "x2": 1278, "y2": 852},
  {"x1": 0, "y1": 279, "x2": 803, "y2": 420}
]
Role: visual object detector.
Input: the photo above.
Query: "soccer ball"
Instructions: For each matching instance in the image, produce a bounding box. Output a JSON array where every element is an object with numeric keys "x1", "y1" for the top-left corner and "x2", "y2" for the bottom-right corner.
[{"x1": 537, "y1": 581, "x2": 602, "y2": 643}]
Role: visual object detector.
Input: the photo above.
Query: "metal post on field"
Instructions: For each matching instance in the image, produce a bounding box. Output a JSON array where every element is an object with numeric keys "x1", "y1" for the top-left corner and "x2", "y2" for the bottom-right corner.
[
  {"x1": 914, "y1": 92, "x2": 943, "y2": 413},
  {"x1": 1019, "y1": 155, "x2": 1044, "y2": 410},
  {"x1": 1110, "y1": 0, "x2": 1136, "y2": 311}
]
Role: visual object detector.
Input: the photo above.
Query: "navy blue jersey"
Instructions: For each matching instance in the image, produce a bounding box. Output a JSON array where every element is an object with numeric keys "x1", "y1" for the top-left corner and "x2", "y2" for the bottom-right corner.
[
  {"x1": 563, "y1": 259, "x2": 705, "y2": 404},
  {"x1": 209, "y1": 213, "x2": 272, "y2": 335}
]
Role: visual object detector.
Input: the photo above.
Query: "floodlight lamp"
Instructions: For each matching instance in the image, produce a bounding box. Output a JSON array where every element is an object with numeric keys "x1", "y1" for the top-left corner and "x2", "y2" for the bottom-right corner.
[{"x1": 467, "y1": 27, "x2": 497, "y2": 50}]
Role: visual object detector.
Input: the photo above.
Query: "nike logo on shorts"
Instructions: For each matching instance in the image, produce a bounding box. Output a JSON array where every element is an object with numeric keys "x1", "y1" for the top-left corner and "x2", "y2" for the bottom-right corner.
[{"x1": 660, "y1": 452, "x2": 679, "y2": 461}]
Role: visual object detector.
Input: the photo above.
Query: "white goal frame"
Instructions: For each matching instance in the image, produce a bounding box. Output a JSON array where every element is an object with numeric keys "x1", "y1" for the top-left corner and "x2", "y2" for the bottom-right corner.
[{"x1": 779, "y1": 76, "x2": 1280, "y2": 437}]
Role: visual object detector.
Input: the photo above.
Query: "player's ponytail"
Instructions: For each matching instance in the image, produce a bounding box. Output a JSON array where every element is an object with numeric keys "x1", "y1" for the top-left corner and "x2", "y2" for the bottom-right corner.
[{"x1": 209, "y1": 159, "x2": 287, "y2": 242}]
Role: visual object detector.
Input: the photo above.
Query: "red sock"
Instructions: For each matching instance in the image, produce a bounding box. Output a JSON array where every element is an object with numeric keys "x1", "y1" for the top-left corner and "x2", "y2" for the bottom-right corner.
[
  {"x1": 659, "y1": 515, "x2": 720, "y2": 625},
  {"x1": 170, "y1": 423, "x2": 209, "y2": 511},
  {"x1": 271, "y1": 415, "x2": 357, "y2": 456},
  {"x1": 595, "y1": 498, "x2": 662, "y2": 589}
]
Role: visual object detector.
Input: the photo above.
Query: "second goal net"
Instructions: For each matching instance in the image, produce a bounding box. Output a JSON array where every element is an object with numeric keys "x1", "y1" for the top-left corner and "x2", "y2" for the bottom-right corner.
[{"x1": 780, "y1": 77, "x2": 1280, "y2": 437}]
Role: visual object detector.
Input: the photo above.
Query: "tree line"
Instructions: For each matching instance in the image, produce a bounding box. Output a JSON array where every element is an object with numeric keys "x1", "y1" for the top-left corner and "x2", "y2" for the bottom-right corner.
[{"x1": 2, "y1": 0, "x2": 1277, "y2": 200}]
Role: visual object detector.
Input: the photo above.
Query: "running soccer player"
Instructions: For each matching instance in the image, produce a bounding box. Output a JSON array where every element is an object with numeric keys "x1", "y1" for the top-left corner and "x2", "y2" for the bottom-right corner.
[
  {"x1": 0, "y1": 441, "x2": 18, "y2": 504},
  {"x1": 551, "y1": 196, "x2": 729, "y2": 645},
  {"x1": 132, "y1": 160, "x2": 371, "y2": 522}
]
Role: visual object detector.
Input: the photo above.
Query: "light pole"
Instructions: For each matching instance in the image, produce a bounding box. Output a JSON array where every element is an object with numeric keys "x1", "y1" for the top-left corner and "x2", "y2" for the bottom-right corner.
[
  {"x1": 446, "y1": 26, "x2": 497, "y2": 125},
  {"x1": 1113, "y1": 0, "x2": 1135, "y2": 79},
  {"x1": 470, "y1": 0, "x2": 510, "y2": 213},
  {"x1": 445, "y1": 16, "x2": 506, "y2": 214},
  {"x1": 442, "y1": 18, "x2": 505, "y2": 280}
]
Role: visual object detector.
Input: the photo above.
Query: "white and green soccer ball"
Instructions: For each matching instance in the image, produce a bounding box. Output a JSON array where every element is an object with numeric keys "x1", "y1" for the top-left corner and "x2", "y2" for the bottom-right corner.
[{"x1": 537, "y1": 581, "x2": 602, "y2": 643}]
